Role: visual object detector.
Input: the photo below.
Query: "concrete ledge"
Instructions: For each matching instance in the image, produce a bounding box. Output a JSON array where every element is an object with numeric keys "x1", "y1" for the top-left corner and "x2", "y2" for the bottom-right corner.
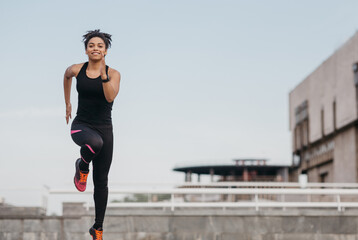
[
  {"x1": 2, "y1": 210, "x2": 358, "y2": 240},
  {"x1": 103, "y1": 208, "x2": 358, "y2": 216}
]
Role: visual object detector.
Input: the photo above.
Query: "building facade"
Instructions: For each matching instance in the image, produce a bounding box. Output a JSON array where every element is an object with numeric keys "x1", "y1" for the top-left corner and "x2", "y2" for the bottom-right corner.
[{"x1": 289, "y1": 32, "x2": 358, "y2": 182}]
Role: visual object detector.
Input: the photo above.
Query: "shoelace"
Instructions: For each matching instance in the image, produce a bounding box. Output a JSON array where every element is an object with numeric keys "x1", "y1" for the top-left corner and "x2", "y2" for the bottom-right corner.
[
  {"x1": 79, "y1": 171, "x2": 88, "y2": 183},
  {"x1": 95, "y1": 229, "x2": 103, "y2": 239}
]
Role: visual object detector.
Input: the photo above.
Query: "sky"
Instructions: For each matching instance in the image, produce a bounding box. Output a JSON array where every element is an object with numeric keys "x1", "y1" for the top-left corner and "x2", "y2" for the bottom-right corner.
[{"x1": 1, "y1": 0, "x2": 358, "y2": 211}]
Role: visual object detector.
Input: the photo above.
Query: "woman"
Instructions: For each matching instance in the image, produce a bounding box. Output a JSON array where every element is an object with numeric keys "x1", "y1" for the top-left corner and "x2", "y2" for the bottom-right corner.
[{"x1": 63, "y1": 29, "x2": 121, "y2": 240}]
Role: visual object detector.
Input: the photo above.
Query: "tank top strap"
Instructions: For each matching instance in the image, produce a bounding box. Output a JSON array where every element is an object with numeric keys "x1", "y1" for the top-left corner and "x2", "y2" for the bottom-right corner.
[{"x1": 76, "y1": 62, "x2": 88, "y2": 79}]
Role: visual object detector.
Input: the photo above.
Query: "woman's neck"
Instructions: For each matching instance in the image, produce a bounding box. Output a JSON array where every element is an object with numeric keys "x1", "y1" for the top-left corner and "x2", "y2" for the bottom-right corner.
[{"x1": 87, "y1": 60, "x2": 102, "y2": 71}]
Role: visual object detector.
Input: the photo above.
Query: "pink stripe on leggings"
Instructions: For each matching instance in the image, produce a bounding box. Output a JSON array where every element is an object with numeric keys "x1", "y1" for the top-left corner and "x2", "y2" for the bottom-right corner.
[
  {"x1": 86, "y1": 144, "x2": 95, "y2": 154},
  {"x1": 81, "y1": 156, "x2": 89, "y2": 164},
  {"x1": 71, "y1": 130, "x2": 82, "y2": 134}
]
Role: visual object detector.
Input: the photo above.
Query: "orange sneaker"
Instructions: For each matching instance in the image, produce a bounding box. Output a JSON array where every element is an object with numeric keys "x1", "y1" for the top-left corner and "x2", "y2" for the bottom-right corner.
[
  {"x1": 73, "y1": 158, "x2": 89, "y2": 192},
  {"x1": 89, "y1": 227, "x2": 103, "y2": 240}
]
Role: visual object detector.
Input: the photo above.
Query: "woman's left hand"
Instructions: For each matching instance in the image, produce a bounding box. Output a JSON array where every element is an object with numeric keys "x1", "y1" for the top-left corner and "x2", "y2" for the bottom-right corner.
[{"x1": 100, "y1": 53, "x2": 107, "y2": 79}]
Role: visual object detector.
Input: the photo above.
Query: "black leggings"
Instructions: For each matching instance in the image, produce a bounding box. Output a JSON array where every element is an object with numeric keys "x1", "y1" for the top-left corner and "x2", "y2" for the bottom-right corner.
[{"x1": 70, "y1": 119, "x2": 113, "y2": 226}]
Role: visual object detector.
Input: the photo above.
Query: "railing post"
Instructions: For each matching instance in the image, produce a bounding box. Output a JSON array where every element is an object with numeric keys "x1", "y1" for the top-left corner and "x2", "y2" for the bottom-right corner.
[
  {"x1": 255, "y1": 194, "x2": 259, "y2": 211},
  {"x1": 201, "y1": 185, "x2": 205, "y2": 202},
  {"x1": 336, "y1": 194, "x2": 341, "y2": 212},
  {"x1": 228, "y1": 186, "x2": 232, "y2": 202},
  {"x1": 171, "y1": 193, "x2": 174, "y2": 211},
  {"x1": 282, "y1": 193, "x2": 286, "y2": 211}
]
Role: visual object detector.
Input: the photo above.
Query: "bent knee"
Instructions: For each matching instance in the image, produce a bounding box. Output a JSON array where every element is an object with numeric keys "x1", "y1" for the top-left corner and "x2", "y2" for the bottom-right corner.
[{"x1": 86, "y1": 138, "x2": 103, "y2": 154}]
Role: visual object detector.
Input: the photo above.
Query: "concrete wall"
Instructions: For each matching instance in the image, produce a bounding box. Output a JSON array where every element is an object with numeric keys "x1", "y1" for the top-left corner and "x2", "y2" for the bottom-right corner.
[
  {"x1": 334, "y1": 127, "x2": 357, "y2": 182},
  {"x1": 307, "y1": 161, "x2": 333, "y2": 183},
  {"x1": 3, "y1": 210, "x2": 358, "y2": 240},
  {"x1": 289, "y1": 31, "x2": 358, "y2": 143}
]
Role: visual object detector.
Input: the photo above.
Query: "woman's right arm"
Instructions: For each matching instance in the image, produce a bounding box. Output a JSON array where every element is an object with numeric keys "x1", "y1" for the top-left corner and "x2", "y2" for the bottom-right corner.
[{"x1": 63, "y1": 65, "x2": 76, "y2": 124}]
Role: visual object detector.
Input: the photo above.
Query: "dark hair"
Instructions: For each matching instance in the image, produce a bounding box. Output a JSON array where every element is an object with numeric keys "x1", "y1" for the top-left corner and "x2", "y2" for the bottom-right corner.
[{"x1": 82, "y1": 29, "x2": 112, "y2": 49}]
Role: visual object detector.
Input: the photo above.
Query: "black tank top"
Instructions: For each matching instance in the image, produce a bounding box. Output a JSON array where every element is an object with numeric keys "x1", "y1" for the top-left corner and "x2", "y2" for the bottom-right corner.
[{"x1": 75, "y1": 62, "x2": 113, "y2": 125}]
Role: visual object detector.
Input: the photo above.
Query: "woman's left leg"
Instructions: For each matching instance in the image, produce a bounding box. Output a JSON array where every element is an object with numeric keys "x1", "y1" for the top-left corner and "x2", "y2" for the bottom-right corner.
[{"x1": 91, "y1": 125, "x2": 114, "y2": 230}]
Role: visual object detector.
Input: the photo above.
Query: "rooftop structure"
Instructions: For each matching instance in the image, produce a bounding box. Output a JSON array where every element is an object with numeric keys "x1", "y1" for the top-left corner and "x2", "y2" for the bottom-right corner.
[{"x1": 173, "y1": 159, "x2": 289, "y2": 182}]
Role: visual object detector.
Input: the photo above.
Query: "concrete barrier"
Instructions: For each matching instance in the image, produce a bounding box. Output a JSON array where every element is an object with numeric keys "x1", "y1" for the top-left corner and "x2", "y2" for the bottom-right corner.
[{"x1": 2, "y1": 203, "x2": 358, "y2": 240}]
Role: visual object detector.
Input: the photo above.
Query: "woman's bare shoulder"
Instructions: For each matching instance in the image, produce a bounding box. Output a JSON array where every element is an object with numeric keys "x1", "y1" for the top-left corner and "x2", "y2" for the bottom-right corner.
[
  {"x1": 108, "y1": 67, "x2": 121, "y2": 78},
  {"x1": 65, "y1": 62, "x2": 86, "y2": 78}
]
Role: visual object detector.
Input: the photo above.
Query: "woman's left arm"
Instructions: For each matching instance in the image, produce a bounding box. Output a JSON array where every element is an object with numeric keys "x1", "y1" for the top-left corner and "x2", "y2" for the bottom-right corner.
[
  {"x1": 102, "y1": 69, "x2": 121, "y2": 103},
  {"x1": 100, "y1": 53, "x2": 121, "y2": 103}
]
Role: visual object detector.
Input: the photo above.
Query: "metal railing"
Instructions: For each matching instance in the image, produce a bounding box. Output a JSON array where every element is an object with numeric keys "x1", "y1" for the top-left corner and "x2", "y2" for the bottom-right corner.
[{"x1": 47, "y1": 182, "x2": 358, "y2": 212}]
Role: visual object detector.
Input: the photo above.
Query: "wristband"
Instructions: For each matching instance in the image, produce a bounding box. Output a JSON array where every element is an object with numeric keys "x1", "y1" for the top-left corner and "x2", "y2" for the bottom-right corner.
[{"x1": 101, "y1": 75, "x2": 110, "y2": 83}]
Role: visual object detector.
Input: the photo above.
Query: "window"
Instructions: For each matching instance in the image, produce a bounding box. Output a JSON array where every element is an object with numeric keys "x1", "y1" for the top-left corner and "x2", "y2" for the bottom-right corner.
[
  {"x1": 333, "y1": 101, "x2": 336, "y2": 131},
  {"x1": 295, "y1": 100, "x2": 308, "y2": 125},
  {"x1": 353, "y1": 62, "x2": 358, "y2": 86},
  {"x1": 320, "y1": 172, "x2": 328, "y2": 183},
  {"x1": 294, "y1": 100, "x2": 309, "y2": 150},
  {"x1": 321, "y1": 108, "x2": 324, "y2": 136}
]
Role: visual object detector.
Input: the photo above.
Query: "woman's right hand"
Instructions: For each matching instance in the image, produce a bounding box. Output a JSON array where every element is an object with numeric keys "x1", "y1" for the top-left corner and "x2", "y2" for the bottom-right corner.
[{"x1": 66, "y1": 103, "x2": 72, "y2": 124}]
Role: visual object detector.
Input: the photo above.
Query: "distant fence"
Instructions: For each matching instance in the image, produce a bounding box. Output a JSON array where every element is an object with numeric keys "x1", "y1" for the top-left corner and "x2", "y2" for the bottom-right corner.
[{"x1": 47, "y1": 182, "x2": 358, "y2": 212}]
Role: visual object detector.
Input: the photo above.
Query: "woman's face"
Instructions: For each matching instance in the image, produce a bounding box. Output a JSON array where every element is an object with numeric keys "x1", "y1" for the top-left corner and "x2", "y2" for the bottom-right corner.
[{"x1": 85, "y1": 37, "x2": 108, "y2": 60}]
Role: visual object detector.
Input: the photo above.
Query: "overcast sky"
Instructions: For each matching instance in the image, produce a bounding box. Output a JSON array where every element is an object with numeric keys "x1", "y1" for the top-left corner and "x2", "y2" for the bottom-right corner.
[{"x1": 1, "y1": 0, "x2": 358, "y2": 210}]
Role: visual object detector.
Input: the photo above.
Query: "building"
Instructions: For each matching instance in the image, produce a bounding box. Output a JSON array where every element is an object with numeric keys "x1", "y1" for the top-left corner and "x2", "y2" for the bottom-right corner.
[
  {"x1": 289, "y1": 32, "x2": 358, "y2": 182},
  {"x1": 173, "y1": 159, "x2": 289, "y2": 182}
]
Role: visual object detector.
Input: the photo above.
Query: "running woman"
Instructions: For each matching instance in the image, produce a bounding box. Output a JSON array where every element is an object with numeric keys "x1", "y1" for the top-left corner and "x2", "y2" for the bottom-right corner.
[{"x1": 63, "y1": 29, "x2": 121, "y2": 239}]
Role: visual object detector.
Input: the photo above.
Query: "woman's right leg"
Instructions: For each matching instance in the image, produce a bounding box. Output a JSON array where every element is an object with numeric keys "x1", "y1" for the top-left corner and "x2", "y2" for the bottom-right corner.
[
  {"x1": 70, "y1": 122, "x2": 104, "y2": 191},
  {"x1": 71, "y1": 123, "x2": 104, "y2": 170}
]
